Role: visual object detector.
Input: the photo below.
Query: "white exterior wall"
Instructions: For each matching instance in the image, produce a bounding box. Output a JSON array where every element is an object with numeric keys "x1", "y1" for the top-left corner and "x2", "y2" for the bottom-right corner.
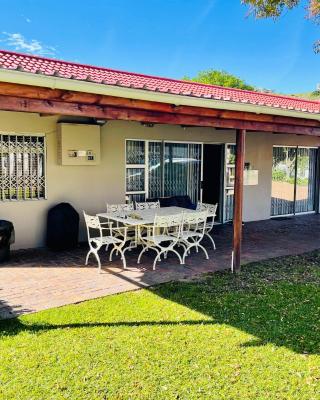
[{"x1": 0, "y1": 111, "x2": 319, "y2": 249}]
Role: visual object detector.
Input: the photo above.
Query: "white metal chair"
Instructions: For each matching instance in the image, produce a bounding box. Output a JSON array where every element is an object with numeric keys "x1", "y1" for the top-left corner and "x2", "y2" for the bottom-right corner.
[
  {"x1": 137, "y1": 213, "x2": 184, "y2": 270},
  {"x1": 83, "y1": 211, "x2": 128, "y2": 272},
  {"x1": 135, "y1": 200, "x2": 160, "y2": 210},
  {"x1": 196, "y1": 202, "x2": 218, "y2": 249},
  {"x1": 179, "y1": 210, "x2": 209, "y2": 264},
  {"x1": 106, "y1": 202, "x2": 136, "y2": 247}
]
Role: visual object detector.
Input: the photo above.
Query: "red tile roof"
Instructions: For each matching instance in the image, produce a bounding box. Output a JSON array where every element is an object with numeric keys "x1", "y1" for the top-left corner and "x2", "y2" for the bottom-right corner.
[{"x1": 0, "y1": 49, "x2": 319, "y2": 115}]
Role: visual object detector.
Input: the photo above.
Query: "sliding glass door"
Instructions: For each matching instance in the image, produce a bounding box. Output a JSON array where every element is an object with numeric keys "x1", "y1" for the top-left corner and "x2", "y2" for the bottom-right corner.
[
  {"x1": 271, "y1": 146, "x2": 317, "y2": 216},
  {"x1": 224, "y1": 144, "x2": 236, "y2": 221},
  {"x1": 148, "y1": 141, "x2": 162, "y2": 200},
  {"x1": 163, "y1": 142, "x2": 201, "y2": 203},
  {"x1": 271, "y1": 147, "x2": 296, "y2": 216},
  {"x1": 126, "y1": 140, "x2": 202, "y2": 204},
  {"x1": 295, "y1": 147, "x2": 318, "y2": 213}
]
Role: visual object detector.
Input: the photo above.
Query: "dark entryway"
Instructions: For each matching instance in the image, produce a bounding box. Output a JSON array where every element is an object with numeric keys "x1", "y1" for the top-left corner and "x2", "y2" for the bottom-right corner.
[{"x1": 202, "y1": 144, "x2": 224, "y2": 222}]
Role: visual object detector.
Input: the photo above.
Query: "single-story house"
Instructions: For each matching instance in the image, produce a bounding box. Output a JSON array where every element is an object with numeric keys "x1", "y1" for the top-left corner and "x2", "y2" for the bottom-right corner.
[{"x1": 0, "y1": 49, "x2": 319, "y2": 271}]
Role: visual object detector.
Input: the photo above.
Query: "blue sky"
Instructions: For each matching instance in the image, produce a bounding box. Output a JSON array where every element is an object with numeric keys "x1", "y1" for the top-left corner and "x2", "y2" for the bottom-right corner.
[{"x1": 0, "y1": 0, "x2": 319, "y2": 94}]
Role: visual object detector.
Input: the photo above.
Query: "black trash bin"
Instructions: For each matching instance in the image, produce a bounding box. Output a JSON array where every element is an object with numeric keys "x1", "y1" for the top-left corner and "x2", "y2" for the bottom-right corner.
[
  {"x1": 0, "y1": 220, "x2": 15, "y2": 262},
  {"x1": 46, "y1": 203, "x2": 79, "y2": 251}
]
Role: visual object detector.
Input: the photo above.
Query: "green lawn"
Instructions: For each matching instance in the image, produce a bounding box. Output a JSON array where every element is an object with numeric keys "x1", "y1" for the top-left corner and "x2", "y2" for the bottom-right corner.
[{"x1": 1, "y1": 252, "x2": 320, "y2": 400}]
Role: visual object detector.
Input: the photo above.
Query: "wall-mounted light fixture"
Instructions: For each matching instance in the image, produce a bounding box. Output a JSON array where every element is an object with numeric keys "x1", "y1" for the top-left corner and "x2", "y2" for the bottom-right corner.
[{"x1": 95, "y1": 119, "x2": 107, "y2": 125}]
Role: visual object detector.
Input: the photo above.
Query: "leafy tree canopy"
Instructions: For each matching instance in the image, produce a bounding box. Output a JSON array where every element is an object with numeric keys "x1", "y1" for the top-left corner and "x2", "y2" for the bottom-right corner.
[
  {"x1": 242, "y1": 0, "x2": 320, "y2": 51},
  {"x1": 182, "y1": 69, "x2": 255, "y2": 90}
]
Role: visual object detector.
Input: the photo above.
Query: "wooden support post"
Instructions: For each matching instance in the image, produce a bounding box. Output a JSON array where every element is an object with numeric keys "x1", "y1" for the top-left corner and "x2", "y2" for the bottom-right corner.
[
  {"x1": 315, "y1": 147, "x2": 320, "y2": 214},
  {"x1": 232, "y1": 129, "x2": 246, "y2": 273}
]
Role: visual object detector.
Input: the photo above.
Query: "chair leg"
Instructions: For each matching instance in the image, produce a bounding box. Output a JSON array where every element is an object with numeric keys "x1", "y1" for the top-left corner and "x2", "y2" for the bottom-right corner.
[
  {"x1": 119, "y1": 249, "x2": 127, "y2": 269},
  {"x1": 182, "y1": 242, "x2": 208, "y2": 263},
  {"x1": 205, "y1": 232, "x2": 216, "y2": 250},
  {"x1": 198, "y1": 243, "x2": 209, "y2": 260},
  {"x1": 109, "y1": 247, "x2": 116, "y2": 262},
  {"x1": 178, "y1": 242, "x2": 188, "y2": 252},
  {"x1": 153, "y1": 246, "x2": 172, "y2": 270},
  {"x1": 179, "y1": 240, "x2": 191, "y2": 260},
  {"x1": 153, "y1": 251, "x2": 162, "y2": 270},
  {"x1": 123, "y1": 245, "x2": 133, "y2": 256},
  {"x1": 137, "y1": 246, "x2": 149, "y2": 264},
  {"x1": 138, "y1": 245, "x2": 159, "y2": 264},
  {"x1": 182, "y1": 246, "x2": 191, "y2": 264},
  {"x1": 85, "y1": 250, "x2": 92, "y2": 265},
  {"x1": 93, "y1": 251, "x2": 102, "y2": 272},
  {"x1": 154, "y1": 248, "x2": 183, "y2": 270},
  {"x1": 169, "y1": 248, "x2": 183, "y2": 265}
]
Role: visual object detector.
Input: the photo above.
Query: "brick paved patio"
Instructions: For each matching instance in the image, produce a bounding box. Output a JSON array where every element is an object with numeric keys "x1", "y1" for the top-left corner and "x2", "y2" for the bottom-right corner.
[{"x1": 1, "y1": 214, "x2": 319, "y2": 319}]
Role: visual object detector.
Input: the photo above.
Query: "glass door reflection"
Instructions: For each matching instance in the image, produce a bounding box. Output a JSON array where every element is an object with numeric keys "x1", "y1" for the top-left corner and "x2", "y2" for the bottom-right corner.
[
  {"x1": 295, "y1": 147, "x2": 317, "y2": 213},
  {"x1": 271, "y1": 146, "x2": 317, "y2": 216},
  {"x1": 271, "y1": 147, "x2": 296, "y2": 216}
]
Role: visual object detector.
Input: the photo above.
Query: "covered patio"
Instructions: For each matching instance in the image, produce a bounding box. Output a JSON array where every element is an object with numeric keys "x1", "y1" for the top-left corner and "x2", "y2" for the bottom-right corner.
[
  {"x1": 0, "y1": 51, "x2": 320, "y2": 320},
  {"x1": 1, "y1": 213, "x2": 319, "y2": 319},
  {"x1": 0, "y1": 51, "x2": 320, "y2": 274}
]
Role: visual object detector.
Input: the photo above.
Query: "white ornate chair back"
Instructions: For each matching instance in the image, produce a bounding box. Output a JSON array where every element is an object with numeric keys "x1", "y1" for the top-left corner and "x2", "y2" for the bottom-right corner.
[
  {"x1": 83, "y1": 211, "x2": 102, "y2": 242},
  {"x1": 197, "y1": 202, "x2": 217, "y2": 214},
  {"x1": 83, "y1": 211, "x2": 100, "y2": 230},
  {"x1": 196, "y1": 203, "x2": 218, "y2": 227},
  {"x1": 136, "y1": 201, "x2": 160, "y2": 210},
  {"x1": 183, "y1": 210, "x2": 208, "y2": 237},
  {"x1": 120, "y1": 203, "x2": 134, "y2": 211},
  {"x1": 153, "y1": 213, "x2": 183, "y2": 238},
  {"x1": 106, "y1": 203, "x2": 134, "y2": 213}
]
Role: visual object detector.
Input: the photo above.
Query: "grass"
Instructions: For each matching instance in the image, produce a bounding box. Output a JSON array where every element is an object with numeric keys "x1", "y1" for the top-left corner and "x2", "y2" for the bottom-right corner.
[{"x1": 1, "y1": 252, "x2": 320, "y2": 399}]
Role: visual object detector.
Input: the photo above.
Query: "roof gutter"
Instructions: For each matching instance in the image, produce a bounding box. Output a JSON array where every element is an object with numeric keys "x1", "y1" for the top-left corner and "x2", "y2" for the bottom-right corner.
[{"x1": 0, "y1": 69, "x2": 319, "y2": 121}]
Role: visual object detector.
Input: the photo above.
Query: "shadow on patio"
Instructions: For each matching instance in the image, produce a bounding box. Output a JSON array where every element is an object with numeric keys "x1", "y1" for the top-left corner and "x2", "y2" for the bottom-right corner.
[
  {"x1": 1, "y1": 214, "x2": 320, "y2": 337},
  {"x1": 0, "y1": 290, "x2": 33, "y2": 319},
  {"x1": 1, "y1": 249, "x2": 319, "y2": 355}
]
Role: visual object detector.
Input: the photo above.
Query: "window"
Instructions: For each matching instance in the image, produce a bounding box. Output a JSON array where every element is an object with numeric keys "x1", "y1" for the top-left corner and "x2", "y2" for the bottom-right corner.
[
  {"x1": 0, "y1": 134, "x2": 46, "y2": 201},
  {"x1": 125, "y1": 140, "x2": 147, "y2": 203},
  {"x1": 125, "y1": 139, "x2": 202, "y2": 203}
]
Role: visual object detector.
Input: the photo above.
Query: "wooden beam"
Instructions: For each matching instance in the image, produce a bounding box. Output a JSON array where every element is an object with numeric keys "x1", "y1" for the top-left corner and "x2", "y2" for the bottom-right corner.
[
  {"x1": 232, "y1": 129, "x2": 246, "y2": 273},
  {"x1": 0, "y1": 95, "x2": 319, "y2": 136},
  {"x1": 0, "y1": 82, "x2": 319, "y2": 128}
]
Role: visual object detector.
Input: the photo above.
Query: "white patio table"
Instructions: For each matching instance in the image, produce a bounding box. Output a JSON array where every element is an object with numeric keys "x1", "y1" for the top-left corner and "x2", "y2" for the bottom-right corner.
[{"x1": 97, "y1": 206, "x2": 216, "y2": 249}]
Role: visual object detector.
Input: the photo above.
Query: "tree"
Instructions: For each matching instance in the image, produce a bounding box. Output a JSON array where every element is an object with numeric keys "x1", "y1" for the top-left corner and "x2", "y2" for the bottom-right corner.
[
  {"x1": 182, "y1": 69, "x2": 255, "y2": 90},
  {"x1": 242, "y1": 0, "x2": 320, "y2": 52}
]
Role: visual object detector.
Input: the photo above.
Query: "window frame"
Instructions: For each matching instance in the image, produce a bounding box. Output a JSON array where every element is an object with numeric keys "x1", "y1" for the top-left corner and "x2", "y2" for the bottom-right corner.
[
  {"x1": 0, "y1": 133, "x2": 47, "y2": 202},
  {"x1": 125, "y1": 139, "x2": 203, "y2": 203},
  {"x1": 125, "y1": 139, "x2": 149, "y2": 202},
  {"x1": 271, "y1": 145, "x2": 318, "y2": 217}
]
